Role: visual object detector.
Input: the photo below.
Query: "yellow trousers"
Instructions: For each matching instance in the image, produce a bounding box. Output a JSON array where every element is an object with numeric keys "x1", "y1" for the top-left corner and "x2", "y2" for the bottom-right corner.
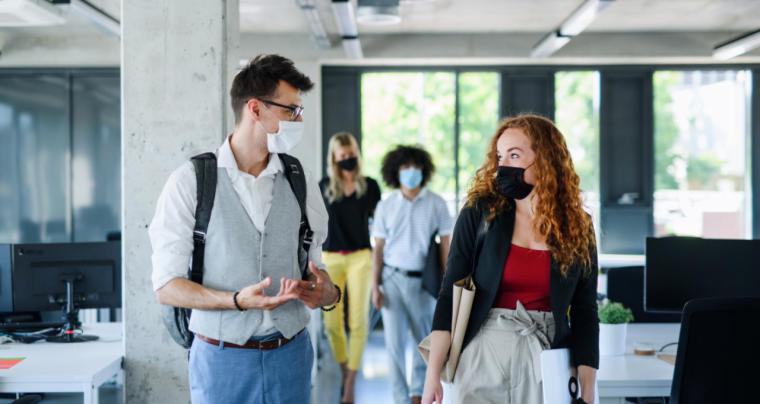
[{"x1": 322, "y1": 249, "x2": 373, "y2": 371}]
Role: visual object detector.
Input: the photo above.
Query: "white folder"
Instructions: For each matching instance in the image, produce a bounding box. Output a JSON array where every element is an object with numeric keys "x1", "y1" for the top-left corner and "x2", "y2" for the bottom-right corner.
[{"x1": 540, "y1": 348, "x2": 600, "y2": 404}]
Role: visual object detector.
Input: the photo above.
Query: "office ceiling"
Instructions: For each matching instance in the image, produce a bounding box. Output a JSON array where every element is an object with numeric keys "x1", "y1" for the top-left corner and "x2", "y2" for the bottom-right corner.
[
  {"x1": 240, "y1": 0, "x2": 760, "y2": 34},
  {"x1": 2, "y1": 0, "x2": 759, "y2": 60},
  {"x1": 4, "y1": 1, "x2": 760, "y2": 39}
]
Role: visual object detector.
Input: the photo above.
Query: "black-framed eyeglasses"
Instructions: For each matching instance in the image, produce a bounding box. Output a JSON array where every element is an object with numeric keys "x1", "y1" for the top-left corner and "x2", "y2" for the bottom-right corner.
[{"x1": 258, "y1": 98, "x2": 305, "y2": 121}]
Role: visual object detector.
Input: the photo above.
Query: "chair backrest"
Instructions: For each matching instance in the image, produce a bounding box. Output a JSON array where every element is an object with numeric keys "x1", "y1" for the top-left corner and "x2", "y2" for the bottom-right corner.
[
  {"x1": 12, "y1": 395, "x2": 42, "y2": 404},
  {"x1": 670, "y1": 297, "x2": 760, "y2": 404},
  {"x1": 606, "y1": 266, "x2": 681, "y2": 323},
  {"x1": 540, "y1": 348, "x2": 599, "y2": 404}
]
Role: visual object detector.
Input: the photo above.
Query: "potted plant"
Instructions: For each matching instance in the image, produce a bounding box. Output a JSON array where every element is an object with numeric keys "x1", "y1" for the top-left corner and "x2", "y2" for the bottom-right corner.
[{"x1": 598, "y1": 300, "x2": 634, "y2": 356}]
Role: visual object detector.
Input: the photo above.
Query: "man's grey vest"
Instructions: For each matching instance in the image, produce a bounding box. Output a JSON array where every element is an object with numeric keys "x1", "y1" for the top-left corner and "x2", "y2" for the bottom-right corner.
[{"x1": 188, "y1": 168, "x2": 310, "y2": 344}]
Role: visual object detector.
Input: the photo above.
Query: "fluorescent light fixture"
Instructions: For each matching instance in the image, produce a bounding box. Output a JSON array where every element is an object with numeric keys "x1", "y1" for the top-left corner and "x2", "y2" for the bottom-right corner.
[
  {"x1": 357, "y1": 0, "x2": 401, "y2": 26},
  {"x1": 531, "y1": 0, "x2": 613, "y2": 58},
  {"x1": 296, "y1": 0, "x2": 330, "y2": 49},
  {"x1": 332, "y1": 0, "x2": 363, "y2": 58},
  {"x1": 342, "y1": 37, "x2": 363, "y2": 59},
  {"x1": 0, "y1": 0, "x2": 65, "y2": 27},
  {"x1": 70, "y1": 0, "x2": 120, "y2": 37},
  {"x1": 530, "y1": 31, "x2": 571, "y2": 58},
  {"x1": 331, "y1": 0, "x2": 359, "y2": 37},
  {"x1": 559, "y1": 0, "x2": 613, "y2": 36},
  {"x1": 713, "y1": 29, "x2": 760, "y2": 60}
]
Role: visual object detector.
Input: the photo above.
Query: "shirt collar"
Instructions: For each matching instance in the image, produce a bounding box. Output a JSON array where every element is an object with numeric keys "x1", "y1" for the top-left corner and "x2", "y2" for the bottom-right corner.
[
  {"x1": 217, "y1": 135, "x2": 283, "y2": 180},
  {"x1": 395, "y1": 187, "x2": 428, "y2": 203}
]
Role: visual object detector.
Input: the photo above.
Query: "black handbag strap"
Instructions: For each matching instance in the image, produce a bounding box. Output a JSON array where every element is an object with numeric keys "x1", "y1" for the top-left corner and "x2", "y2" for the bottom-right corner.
[
  {"x1": 188, "y1": 152, "x2": 217, "y2": 285},
  {"x1": 278, "y1": 153, "x2": 313, "y2": 280}
]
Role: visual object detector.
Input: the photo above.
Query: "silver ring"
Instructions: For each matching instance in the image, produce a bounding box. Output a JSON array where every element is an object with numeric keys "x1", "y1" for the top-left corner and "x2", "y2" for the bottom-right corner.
[{"x1": 310, "y1": 282, "x2": 316, "y2": 290}]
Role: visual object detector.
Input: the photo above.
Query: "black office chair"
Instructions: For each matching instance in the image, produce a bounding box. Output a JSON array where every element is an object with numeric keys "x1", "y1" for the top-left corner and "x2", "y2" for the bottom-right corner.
[
  {"x1": 670, "y1": 297, "x2": 760, "y2": 404},
  {"x1": 606, "y1": 266, "x2": 681, "y2": 323}
]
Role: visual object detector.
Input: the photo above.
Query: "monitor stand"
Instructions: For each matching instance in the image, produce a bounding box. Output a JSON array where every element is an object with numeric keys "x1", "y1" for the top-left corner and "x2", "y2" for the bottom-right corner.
[{"x1": 46, "y1": 275, "x2": 99, "y2": 343}]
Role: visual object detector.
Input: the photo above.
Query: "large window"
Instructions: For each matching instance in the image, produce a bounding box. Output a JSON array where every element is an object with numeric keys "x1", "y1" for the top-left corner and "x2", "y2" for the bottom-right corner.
[
  {"x1": 653, "y1": 70, "x2": 751, "y2": 238},
  {"x1": 555, "y1": 71, "x2": 601, "y2": 230},
  {"x1": 457, "y1": 72, "x2": 500, "y2": 206},
  {"x1": 0, "y1": 71, "x2": 121, "y2": 244},
  {"x1": 361, "y1": 71, "x2": 499, "y2": 213},
  {"x1": 326, "y1": 65, "x2": 760, "y2": 252}
]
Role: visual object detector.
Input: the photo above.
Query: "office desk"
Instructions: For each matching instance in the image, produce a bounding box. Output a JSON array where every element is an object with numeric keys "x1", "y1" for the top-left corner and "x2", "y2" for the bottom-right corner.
[
  {"x1": 598, "y1": 323, "x2": 680, "y2": 404},
  {"x1": 0, "y1": 322, "x2": 123, "y2": 404}
]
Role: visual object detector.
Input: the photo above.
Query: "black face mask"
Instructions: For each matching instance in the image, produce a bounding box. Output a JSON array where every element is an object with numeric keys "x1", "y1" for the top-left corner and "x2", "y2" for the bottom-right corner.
[
  {"x1": 496, "y1": 165, "x2": 534, "y2": 200},
  {"x1": 337, "y1": 157, "x2": 358, "y2": 171}
]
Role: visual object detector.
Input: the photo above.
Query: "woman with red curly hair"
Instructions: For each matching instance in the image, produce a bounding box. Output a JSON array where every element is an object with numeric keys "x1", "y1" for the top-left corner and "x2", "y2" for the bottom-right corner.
[{"x1": 422, "y1": 114, "x2": 599, "y2": 404}]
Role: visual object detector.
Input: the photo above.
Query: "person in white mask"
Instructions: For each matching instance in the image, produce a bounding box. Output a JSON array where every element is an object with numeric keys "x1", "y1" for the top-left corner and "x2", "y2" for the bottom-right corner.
[
  {"x1": 371, "y1": 145, "x2": 453, "y2": 404},
  {"x1": 150, "y1": 54, "x2": 340, "y2": 404}
]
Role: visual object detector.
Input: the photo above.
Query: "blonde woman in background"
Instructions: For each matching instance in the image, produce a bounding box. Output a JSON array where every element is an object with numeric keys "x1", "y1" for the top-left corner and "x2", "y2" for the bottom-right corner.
[{"x1": 319, "y1": 132, "x2": 381, "y2": 404}]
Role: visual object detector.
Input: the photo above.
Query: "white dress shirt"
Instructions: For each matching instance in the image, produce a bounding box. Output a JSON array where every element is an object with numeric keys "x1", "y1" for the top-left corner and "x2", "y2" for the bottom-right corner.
[
  {"x1": 149, "y1": 136, "x2": 328, "y2": 334},
  {"x1": 371, "y1": 188, "x2": 453, "y2": 270}
]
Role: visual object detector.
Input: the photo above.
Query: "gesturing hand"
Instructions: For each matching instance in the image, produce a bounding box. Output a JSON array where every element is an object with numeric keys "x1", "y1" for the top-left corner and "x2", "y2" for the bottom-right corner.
[
  {"x1": 236, "y1": 276, "x2": 299, "y2": 310},
  {"x1": 295, "y1": 261, "x2": 338, "y2": 309}
]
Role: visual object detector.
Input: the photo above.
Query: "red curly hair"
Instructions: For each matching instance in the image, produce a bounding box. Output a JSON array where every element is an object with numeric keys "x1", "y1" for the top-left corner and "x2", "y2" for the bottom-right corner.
[{"x1": 466, "y1": 114, "x2": 595, "y2": 276}]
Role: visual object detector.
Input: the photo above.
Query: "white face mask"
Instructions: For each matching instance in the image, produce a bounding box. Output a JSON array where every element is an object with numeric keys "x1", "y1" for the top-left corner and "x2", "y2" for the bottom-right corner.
[{"x1": 266, "y1": 120, "x2": 304, "y2": 154}]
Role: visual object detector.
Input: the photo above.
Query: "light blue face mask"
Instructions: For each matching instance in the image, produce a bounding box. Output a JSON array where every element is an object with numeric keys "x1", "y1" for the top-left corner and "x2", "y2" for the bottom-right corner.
[{"x1": 399, "y1": 167, "x2": 423, "y2": 189}]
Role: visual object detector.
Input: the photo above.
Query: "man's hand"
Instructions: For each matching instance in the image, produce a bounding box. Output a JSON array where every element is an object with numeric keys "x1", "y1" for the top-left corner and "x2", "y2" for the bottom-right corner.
[
  {"x1": 295, "y1": 261, "x2": 338, "y2": 309},
  {"x1": 236, "y1": 276, "x2": 299, "y2": 310}
]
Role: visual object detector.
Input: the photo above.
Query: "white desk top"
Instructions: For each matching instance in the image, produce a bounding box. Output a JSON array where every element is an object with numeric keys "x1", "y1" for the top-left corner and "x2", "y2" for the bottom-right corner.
[
  {"x1": 597, "y1": 323, "x2": 680, "y2": 397},
  {"x1": 0, "y1": 322, "x2": 123, "y2": 390},
  {"x1": 598, "y1": 254, "x2": 645, "y2": 268}
]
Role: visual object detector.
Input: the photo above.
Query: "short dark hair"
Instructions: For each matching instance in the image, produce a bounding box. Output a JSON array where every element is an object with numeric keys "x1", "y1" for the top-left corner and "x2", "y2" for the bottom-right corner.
[
  {"x1": 230, "y1": 54, "x2": 314, "y2": 124},
  {"x1": 380, "y1": 145, "x2": 436, "y2": 189}
]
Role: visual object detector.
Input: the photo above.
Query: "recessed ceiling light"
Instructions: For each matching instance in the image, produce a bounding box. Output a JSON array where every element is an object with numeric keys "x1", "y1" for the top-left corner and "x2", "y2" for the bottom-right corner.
[{"x1": 356, "y1": 5, "x2": 401, "y2": 25}]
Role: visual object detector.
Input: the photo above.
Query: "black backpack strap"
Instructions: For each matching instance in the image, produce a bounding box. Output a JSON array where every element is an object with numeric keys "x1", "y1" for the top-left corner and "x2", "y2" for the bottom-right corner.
[
  {"x1": 278, "y1": 153, "x2": 313, "y2": 280},
  {"x1": 188, "y1": 152, "x2": 217, "y2": 284}
]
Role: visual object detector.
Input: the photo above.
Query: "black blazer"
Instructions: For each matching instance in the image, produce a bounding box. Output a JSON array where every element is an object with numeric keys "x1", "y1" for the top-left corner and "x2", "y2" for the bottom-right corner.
[{"x1": 431, "y1": 203, "x2": 600, "y2": 369}]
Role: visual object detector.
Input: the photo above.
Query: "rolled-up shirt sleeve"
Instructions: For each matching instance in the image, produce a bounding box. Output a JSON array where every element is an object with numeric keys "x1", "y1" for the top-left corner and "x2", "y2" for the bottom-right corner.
[
  {"x1": 305, "y1": 168, "x2": 329, "y2": 270},
  {"x1": 149, "y1": 162, "x2": 197, "y2": 291},
  {"x1": 370, "y1": 199, "x2": 387, "y2": 239},
  {"x1": 436, "y1": 197, "x2": 454, "y2": 237}
]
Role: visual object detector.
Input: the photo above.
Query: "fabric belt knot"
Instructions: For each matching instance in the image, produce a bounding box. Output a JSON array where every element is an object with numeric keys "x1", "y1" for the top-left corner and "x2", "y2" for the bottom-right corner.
[{"x1": 497, "y1": 301, "x2": 552, "y2": 385}]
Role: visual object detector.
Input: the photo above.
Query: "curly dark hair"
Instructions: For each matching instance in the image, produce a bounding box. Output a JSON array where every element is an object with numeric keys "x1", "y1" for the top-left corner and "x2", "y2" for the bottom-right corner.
[
  {"x1": 380, "y1": 145, "x2": 436, "y2": 189},
  {"x1": 230, "y1": 54, "x2": 314, "y2": 124}
]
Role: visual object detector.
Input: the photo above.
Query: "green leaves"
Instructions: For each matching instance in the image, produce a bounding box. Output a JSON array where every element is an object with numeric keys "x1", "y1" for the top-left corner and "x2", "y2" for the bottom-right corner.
[{"x1": 598, "y1": 300, "x2": 634, "y2": 324}]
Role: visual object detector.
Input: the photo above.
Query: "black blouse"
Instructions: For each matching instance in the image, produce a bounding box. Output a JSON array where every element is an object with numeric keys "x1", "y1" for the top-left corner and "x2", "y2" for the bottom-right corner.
[
  {"x1": 319, "y1": 177, "x2": 381, "y2": 252},
  {"x1": 431, "y1": 203, "x2": 600, "y2": 369}
]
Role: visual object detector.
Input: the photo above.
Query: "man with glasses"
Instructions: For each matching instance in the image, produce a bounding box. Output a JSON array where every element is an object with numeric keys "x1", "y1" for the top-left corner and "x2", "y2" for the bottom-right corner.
[{"x1": 150, "y1": 54, "x2": 340, "y2": 403}]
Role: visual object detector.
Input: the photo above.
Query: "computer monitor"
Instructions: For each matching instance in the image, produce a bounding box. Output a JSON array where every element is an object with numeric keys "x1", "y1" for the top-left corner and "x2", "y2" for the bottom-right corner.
[
  {"x1": 1, "y1": 241, "x2": 121, "y2": 313},
  {"x1": 645, "y1": 237, "x2": 760, "y2": 313}
]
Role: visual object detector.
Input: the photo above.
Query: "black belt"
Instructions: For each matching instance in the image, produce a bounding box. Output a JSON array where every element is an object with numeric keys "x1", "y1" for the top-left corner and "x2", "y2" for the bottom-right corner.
[
  {"x1": 196, "y1": 330, "x2": 302, "y2": 350},
  {"x1": 387, "y1": 266, "x2": 423, "y2": 278}
]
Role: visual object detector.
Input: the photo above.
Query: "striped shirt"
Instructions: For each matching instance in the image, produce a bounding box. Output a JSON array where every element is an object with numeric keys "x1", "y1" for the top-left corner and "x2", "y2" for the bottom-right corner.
[{"x1": 371, "y1": 188, "x2": 453, "y2": 270}]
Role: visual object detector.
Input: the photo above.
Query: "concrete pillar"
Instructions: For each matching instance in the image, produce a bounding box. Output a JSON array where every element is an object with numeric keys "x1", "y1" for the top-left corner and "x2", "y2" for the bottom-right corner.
[{"x1": 122, "y1": 1, "x2": 238, "y2": 402}]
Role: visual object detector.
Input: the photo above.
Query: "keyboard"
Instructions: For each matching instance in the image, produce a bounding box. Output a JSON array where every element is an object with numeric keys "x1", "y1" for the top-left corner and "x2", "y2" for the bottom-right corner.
[{"x1": 0, "y1": 321, "x2": 64, "y2": 333}]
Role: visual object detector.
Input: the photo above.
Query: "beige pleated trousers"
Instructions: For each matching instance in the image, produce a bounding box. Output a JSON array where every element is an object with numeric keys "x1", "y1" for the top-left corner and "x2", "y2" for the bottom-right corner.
[{"x1": 453, "y1": 301, "x2": 555, "y2": 404}]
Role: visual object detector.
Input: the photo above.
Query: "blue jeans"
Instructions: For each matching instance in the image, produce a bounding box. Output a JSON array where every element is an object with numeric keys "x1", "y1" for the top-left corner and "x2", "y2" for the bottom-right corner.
[
  {"x1": 189, "y1": 330, "x2": 313, "y2": 404},
  {"x1": 380, "y1": 267, "x2": 436, "y2": 404}
]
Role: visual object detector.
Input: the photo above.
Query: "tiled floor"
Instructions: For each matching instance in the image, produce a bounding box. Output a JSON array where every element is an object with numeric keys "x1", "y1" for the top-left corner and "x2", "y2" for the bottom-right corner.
[{"x1": 354, "y1": 331, "x2": 395, "y2": 403}]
